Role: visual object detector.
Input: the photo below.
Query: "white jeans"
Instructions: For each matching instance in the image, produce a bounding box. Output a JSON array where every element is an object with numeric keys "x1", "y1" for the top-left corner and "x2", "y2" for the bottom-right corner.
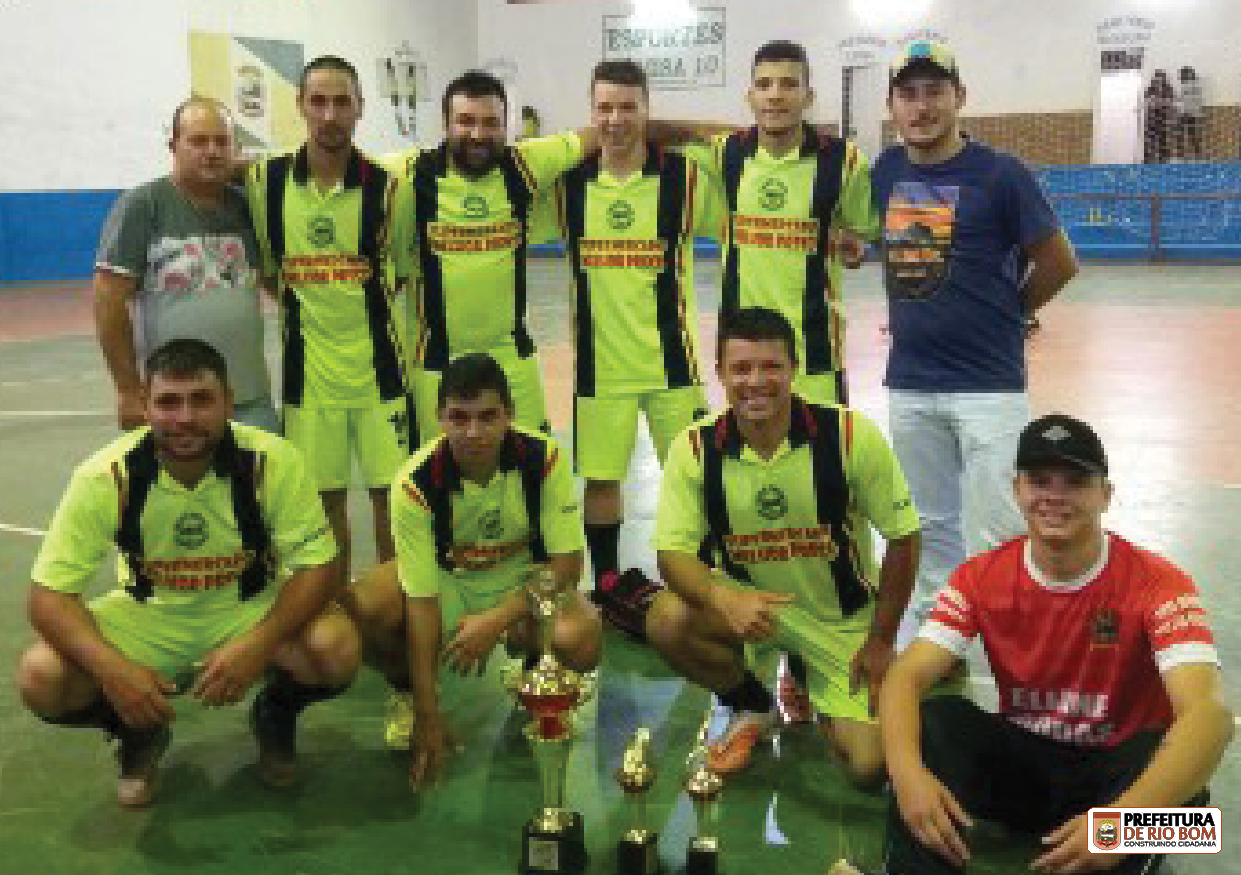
[{"x1": 888, "y1": 391, "x2": 1029, "y2": 649}]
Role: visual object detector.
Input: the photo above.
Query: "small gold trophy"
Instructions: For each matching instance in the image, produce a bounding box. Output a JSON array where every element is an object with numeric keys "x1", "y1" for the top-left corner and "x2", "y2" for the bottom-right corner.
[
  {"x1": 682, "y1": 710, "x2": 723, "y2": 875},
  {"x1": 615, "y1": 727, "x2": 660, "y2": 874},
  {"x1": 516, "y1": 569, "x2": 588, "y2": 874}
]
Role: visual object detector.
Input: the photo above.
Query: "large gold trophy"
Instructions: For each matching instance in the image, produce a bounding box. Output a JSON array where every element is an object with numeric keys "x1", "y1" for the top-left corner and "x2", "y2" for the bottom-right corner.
[
  {"x1": 615, "y1": 727, "x2": 660, "y2": 874},
  {"x1": 682, "y1": 710, "x2": 723, "y2": 875},
  {"x1": 514, "y1": 569, "x2": 588, "y2": 874}
]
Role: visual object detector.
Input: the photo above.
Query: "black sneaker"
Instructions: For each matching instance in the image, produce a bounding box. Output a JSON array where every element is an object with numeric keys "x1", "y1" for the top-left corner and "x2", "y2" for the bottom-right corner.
[
  {"x1": 115, "y1": 724, "x2": 172, "y2": 808},
  {"x1": 591, "y1": 568, "x2": 664, "y2": 640},
  {"x1": 249, "y1": 692, "x2": 301, "y2": 788}
]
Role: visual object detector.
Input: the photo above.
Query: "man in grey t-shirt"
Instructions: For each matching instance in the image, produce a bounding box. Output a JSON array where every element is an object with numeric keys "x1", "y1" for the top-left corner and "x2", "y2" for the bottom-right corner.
[{"x1": 95, "y1": 97, "x2": 276, "y2": 431}]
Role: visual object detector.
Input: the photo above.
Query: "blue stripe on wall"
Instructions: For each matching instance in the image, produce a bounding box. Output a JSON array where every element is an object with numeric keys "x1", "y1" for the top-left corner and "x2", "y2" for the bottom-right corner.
[
  {"x1": 0, "y1": 190, "x2": 121, "y2": 285},
  {"x1": 4, "y1": 162, "x2": 1241, "y2": 286}
]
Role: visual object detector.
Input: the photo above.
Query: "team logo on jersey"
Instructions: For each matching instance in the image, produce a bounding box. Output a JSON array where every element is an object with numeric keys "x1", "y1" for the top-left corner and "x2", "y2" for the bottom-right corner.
[
  {"x1": 759, "y1": 177, "x2": 788, "y2": 211},
  {"x1": 173, "y1": 512, "x2": 209, "y2": 549},
  {"x1": 480, "y1": 507, "x2": 503, "y2": 540},
  {"x1": 608, "y1": 199, "x2": 635, "y2": 230},
  {"x1": 1093, "y1": 813, "x2": 1121, "y2": 850},
  {"x1": 1092, "y1": 610, "x2": 1119, "y2": 647},
  {"x1": 308, "y1": 216, "x2": 336, "y2": 247},
  {"x1": 463, "y1": 195, "x2": 489, "y2": 219},
  {"x1": 755, "y1": 485, "x2": 788, "y2": 521}
]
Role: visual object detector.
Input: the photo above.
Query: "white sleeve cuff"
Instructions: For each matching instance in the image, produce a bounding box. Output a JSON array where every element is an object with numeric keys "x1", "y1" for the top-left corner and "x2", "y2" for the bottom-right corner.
[
  {"x1": 95, "y1": 261, "x2": 136, "y2": 276},
  {"x1": 1155, "y1": 640, "x2": 1221, "y2": 674},
  {"x1": 918, "y1": 620, "x2": 973, "y2": 657}
]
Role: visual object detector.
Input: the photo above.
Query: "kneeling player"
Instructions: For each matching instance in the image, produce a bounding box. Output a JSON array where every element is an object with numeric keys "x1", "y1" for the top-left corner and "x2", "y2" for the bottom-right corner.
[
  {"x1": 645, "y1": 307, "x2": 921, "y2": 782},
  {"x1": 872, "y1": 415, "x2": 1233, "y2": 874},
  {"x1": 16, "y1": 339, "x2": 357, "y2": 807},
  {"x1": 351, "y1": 353, "x2": 601, "y2": 780}
]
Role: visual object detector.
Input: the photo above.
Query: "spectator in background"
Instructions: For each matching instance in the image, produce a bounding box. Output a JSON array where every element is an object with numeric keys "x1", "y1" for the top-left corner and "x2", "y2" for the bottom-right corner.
[
  {"x1": 1144, "y1": 70, "x2": 1175, "y2": 164},
  {"x1": 1177, "y1": 66, "x2": 1205, "y2": 160}
]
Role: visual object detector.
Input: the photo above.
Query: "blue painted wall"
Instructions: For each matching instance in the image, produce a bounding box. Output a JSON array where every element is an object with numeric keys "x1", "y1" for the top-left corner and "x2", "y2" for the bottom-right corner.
[
  {"x1": 2, "y1": 163, "x2": 1239, "y2": 286},
  {"x1": 0, "y1": 190, "x2": 121, "y2": 285}
]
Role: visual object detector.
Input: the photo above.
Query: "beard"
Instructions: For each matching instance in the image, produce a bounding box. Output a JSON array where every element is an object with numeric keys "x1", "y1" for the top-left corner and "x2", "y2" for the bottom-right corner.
[
  {"x1": 152, "y1": 424, "x2": 223, "y2": 463},
  {"x1": 449, "y1": 136, "x2": 504, "y2": 178}
]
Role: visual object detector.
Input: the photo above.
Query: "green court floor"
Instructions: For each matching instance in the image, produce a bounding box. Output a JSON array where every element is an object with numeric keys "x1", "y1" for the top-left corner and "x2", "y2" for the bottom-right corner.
[{"x1": 1, "y1": 263, "x2": 1237, "y2": 873}]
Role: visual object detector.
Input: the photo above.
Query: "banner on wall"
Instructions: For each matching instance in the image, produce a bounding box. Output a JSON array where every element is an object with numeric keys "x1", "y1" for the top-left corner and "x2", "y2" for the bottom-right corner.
[
  {"x1": 188, "y1": 32, "x2": 304, "y2": 156},
  {"x1": 893, "y1": 29, "x2": 949, "y2": 51},
  {"x1": 1096, "y1": 16, "x2": 1156, "y2": 48},
  {"x1": 601, "y1": 7, "x2": 726, "y2": 91},
  {"x1": 838, "y1": 35, "x2": 888, "y2": 67},
  {"x1": 377, "y1": 41, "x2": 428, "y2": 140}
]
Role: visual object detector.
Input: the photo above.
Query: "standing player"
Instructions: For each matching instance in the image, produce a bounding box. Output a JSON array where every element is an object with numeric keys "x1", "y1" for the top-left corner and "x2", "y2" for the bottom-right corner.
[
  {"x1": 872, "y1": 415, "x2": 1232, "y2": 874},
  {"x1": 687, "y1": 40, "x2": 876, "y2": 407},
  {"x1": 15, "y1": 339, "x2": 355, "y2": 807},
  {"x1": 552, "y1": 59, "x2": 724, "y2": 623},
  {"x1": 872, "y1": 42, "x2": 1079, "y2": 645},
  {"x1": 348, "y1": 354, "x2": 600, "y2": 766},
  {"x1": 246, "y1": 56, "x2": 411, "y2": 591},
  {"x1": 644, "y1": 308, "x2": 920, "y2": 779},
  {"x1": 95, "y1": 97, "x2": 276, "y2": 432},
  {"x1": 390, "y1": 70, "x2": 597, "y2": 440}
]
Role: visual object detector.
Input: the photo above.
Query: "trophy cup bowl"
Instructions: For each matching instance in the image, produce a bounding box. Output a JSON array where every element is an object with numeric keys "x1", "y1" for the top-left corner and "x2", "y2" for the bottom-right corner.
[
  {"x1": 615, "y1": 727, "x2": 659, "y2": 874},
  {"x1": 682, "y1": 711, "x2": 722, "y2": 875},
  {"x1": 515, "y1": 570, "x2": 588, "y2": 874}
]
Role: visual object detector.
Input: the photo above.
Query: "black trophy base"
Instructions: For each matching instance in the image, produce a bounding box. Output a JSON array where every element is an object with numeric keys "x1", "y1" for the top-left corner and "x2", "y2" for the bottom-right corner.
[
  {"x1": 683, "y1": 841, "x2": 719, "y2": 875},
  {"x1": 520, "y1": 811, "x2": 588, "y2": 874},
  {"x1": 617, "y1": 830, "x2": 660, "y2": 874}
]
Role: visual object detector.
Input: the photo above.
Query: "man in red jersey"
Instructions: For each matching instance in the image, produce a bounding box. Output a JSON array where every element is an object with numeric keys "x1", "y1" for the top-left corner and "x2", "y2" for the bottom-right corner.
[{"x1": 871, "y1": 414, "x2": 1233, "y2": 875}]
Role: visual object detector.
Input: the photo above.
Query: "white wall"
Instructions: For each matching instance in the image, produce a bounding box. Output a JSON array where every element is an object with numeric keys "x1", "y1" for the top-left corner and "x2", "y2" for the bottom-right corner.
[
  {"x1": 0, "y1": 0, "x2": 476, "y2": 191},
  {"x1": 5, "y1": 0, "x2": 1236, "y2": 191},
  {"x1": 478, "y1": 0, "x2": 1241, "y2": 133}
]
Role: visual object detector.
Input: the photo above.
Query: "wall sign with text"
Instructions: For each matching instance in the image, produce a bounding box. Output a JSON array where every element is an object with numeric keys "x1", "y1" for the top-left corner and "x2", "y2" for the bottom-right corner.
[{"x1": 601, "y1": 7, "x2": 725, "y2": 91}]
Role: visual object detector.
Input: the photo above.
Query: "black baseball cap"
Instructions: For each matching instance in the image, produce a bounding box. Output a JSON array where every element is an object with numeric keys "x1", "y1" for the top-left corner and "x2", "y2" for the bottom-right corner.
[{"x1": 1016, "y1": 414, "x2": 1108, "y2": 475}]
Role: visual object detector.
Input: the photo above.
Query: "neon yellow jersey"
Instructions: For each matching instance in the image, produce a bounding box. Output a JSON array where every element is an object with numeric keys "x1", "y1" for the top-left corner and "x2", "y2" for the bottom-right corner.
[
  {"x1": 389, "y1": 133, "x2": 583, "y2": 369},
  {"x1": 553, "y1": 147, "x2": 725, "y2": 395},
  {"x1": 655, "y1": 399, "x2": 918, "y2": 621},
  {"x1": 31, "y1": 424, "x2": 337, "y2": 613},
  {"x1": 684, "y1": 127, "x2": 878, "y2": 377},
  {"x1": 392, "y1": 427, "x2": 583, "y2": 604},
  {"x1": 246, "y1": 148, "x2": 406, "y2": 408}
]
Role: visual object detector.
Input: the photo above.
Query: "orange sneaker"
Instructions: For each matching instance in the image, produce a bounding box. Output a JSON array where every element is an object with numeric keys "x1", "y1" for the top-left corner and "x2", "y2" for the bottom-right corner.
[
  {"x1": 777, "y1": 656, "x2": 813, "y2": 725},
  {"x1": 707, "y1": 709, "x2": 776, "y2": 775}
]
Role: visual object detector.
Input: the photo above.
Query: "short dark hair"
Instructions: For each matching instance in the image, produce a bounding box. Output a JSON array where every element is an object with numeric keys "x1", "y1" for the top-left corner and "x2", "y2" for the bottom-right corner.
[
  {"x1": 443, "y1": 69, "x2": 508, "y2": 122},
  {"x1": 437, "y1": 353, "x2": 514, "y2": 412},
  {"x1": 591, "y1": 59, "x2": 648, "y2": 98},
  {"x1": 752, "y1": 40, "x2": 811, "y2": 85},
  {"x1": 716, "y1": 307, "x2": 798, "y2": 365},
  {"x1": 299, "y1": 55, "x2": 360, "y2": 98},
  {"x1": 144, "y1": 338, "x2": 230, "y2": 389},
  {"x1": 170, "y1": 97, "x2": 231, "y2": 143}
]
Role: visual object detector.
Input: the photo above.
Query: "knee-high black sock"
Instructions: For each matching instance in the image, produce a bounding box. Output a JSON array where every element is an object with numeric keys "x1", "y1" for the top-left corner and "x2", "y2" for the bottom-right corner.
[
  {"x1": 787, "y1": 652, "x2": 808, "y2": 686},
  {"x1": 389, "y1": 673, "x2": 412, "y2": 693},
  {"x1": 717, "y1": 670, "x2": 775, "y2": 713},
  {"x1": 257, "y1": 670, "x2": 348, "y2": 719},
  {"x1": 585, "y1": 521, "x2": 621, "y2": 587},
  {"x1": 40, "y1": 698, "x2": 125, "y2": 735}
]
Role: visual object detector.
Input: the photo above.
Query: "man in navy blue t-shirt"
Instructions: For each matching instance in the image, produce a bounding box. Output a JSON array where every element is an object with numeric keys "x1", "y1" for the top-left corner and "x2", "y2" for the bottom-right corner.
[{"x1": 870, "y1": 42, "x2": 1079, "y2": 646}]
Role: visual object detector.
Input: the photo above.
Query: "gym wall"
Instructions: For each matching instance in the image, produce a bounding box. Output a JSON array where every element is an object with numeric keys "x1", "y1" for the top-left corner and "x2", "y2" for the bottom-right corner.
[
  {"x1": 479, "y1": 0, "x2": 1240, "y2": 139},
  {"x1": 0, "y1": 0, "x2": 475, "y2": 283}
]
